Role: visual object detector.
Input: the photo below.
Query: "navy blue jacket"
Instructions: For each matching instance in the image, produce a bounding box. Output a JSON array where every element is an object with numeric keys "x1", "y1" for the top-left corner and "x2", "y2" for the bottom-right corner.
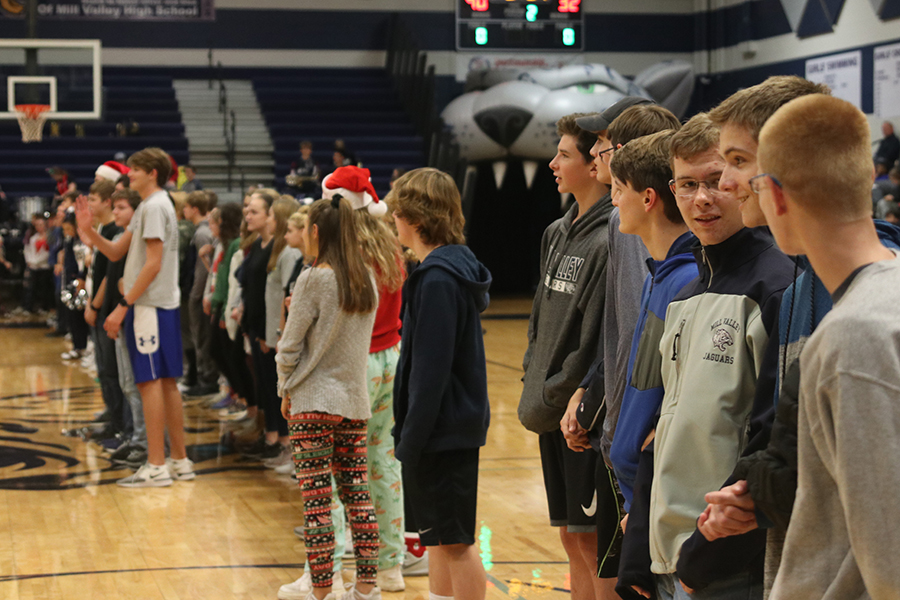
[{"x1": 393, "y1": 244, "x2": 492, "y2": 464}]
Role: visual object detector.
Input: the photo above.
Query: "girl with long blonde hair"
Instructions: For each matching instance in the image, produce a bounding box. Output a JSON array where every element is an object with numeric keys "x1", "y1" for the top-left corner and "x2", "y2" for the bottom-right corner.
[{"x1": 322, "y1": 166, "x2": 406, "y2": 591}]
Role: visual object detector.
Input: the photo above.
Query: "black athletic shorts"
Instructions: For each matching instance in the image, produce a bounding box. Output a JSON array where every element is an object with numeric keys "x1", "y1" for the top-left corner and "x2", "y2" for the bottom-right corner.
[
  {"x1": 539, "y1": 429, "x2": 599, "y2": 533},
  {"x1": 596, "y1": 458, "x2": 625, "y2": 578},
  {"x1": 404, "y1": 447, "x2": 480, "y2": 546}
]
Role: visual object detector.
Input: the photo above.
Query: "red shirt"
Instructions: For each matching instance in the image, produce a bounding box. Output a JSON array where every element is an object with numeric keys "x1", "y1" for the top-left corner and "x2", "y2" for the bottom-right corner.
[{"x1": 370, "y1": 285, "x2": 401, "y2": 353}]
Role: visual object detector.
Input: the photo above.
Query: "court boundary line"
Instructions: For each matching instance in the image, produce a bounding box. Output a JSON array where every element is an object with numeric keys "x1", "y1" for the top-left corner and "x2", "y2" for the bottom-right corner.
[{"x1": 0, "y1": 562, "x2": 570, "y2": 584}]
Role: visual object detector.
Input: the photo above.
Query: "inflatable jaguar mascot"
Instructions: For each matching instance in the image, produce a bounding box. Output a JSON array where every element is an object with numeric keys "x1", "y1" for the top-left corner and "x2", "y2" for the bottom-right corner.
[{"x1": 444, "y1": 61, "x2": 695, "y2": 293}]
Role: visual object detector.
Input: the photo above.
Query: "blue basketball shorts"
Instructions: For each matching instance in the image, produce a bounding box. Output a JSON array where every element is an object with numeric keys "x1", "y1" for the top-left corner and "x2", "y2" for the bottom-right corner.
[{"x1": 125, "y1": 305, "x2": 183, "y2": 384}]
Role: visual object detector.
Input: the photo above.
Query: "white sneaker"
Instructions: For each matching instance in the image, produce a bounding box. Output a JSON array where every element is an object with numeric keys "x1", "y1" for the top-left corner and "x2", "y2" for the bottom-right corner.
[
  {"x1": 376, "y1": 565, "x2": 405, "y2": 592},
  {"x1": 116, "y1": 462, "x2": 173, "y2": 488},
  {"x1": 339, "y1": 585, "x2": 382, "y2": 600},
  {"x1": 218, "y1": 404, "x2": 248, "y2": 421},
  {"x1": 60, "y1": 349, "x2": 82, "y2": 360},
  {"x1": 276, "y1": 460, "x2": 296, "y2": 475},
  {"x1": 166, "y1": 457, "x2": 196, "y2": 481},
  {"x1": 278, "y1": 572, "x2": 345, "y2": 600},
  {"x1": 401, "y1": 549, "x2": 428, "y2": 576}
]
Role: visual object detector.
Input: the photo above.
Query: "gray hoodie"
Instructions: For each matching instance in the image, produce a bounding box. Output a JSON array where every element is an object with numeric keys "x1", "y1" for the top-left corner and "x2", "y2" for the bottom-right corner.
[{"x1": 519, "y1": 195, "x2": 613, "y2": 434}]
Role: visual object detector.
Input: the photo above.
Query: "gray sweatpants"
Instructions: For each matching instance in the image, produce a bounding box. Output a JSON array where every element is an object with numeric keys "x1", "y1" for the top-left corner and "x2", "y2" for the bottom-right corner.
[{"x1": 115, "y1": 334, "x2": 145, "y2": 448}]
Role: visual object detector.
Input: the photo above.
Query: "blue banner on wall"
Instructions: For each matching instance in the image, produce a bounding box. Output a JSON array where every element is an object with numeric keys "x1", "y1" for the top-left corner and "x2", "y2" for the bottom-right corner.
[{"x1": 0, "y1": 0, "x2": 215, "y2": 21}]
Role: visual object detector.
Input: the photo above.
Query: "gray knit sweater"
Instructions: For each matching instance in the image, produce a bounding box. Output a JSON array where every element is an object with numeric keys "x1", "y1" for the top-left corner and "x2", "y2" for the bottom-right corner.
[
  {"x1": 275, "y1": 267, "x2": 377, "y2": 420},
  {"x1": 265, "y1": 246, "x2": 302, "y2": 347}
]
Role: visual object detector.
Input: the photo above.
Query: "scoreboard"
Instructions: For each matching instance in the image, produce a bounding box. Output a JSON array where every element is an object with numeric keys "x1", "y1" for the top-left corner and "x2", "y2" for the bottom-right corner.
[{"x1": 456, "y1": 0, "x2": 585, "y2": 51}]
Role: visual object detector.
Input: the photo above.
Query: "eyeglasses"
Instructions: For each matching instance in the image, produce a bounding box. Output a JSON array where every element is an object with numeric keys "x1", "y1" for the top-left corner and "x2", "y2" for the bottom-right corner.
[
  {"x1": 597, "y1": 146, "x2": 614, "y2": 158},
  {"x1": 748, "y1": 173, "x2": 783, "y2": 195},
  {"x1": 668, "y1": 177, "x2": 726, "y2": 199}
]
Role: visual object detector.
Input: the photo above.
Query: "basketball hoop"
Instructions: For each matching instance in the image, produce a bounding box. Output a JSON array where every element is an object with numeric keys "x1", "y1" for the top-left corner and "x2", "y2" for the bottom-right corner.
[{"x1": 15, "y1": 104, "x2": 51, "y2": 143}]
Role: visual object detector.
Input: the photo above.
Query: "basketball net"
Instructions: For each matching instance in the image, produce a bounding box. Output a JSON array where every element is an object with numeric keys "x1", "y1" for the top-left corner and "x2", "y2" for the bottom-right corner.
[{"x1": 15, "y1": 104, "x2": 51, "y2": 143}]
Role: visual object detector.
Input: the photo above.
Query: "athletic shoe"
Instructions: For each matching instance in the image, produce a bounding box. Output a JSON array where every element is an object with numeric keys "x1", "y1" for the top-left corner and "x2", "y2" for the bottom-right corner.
[
  {"x1": 116, "y1": 462, "x2": 172, "y2": 488},
  {"x1": 166, "y1": 457, "x2": 196, "y2": 481},
  {"x1": 224, "y1": 413, "x2": 261, "y2": 441},
  {"x1": 238, "y1": 435, "x2": 267, "y2": 458},
  {"x1": 339, "y1": 585, "x2": 382, "y2": 600},
  {"x1": 209, "y1": 391, "x2": 235, "y2": 410},
  {"x1": 258, "y1": 442, "x2": 285, "y2": 461},
  {"x1": 376, "y1": 565, "x2": 405, "y2": 592},
  {"x1": 98, "y1": 433, "x2": 128, "y2": 451},
  {"x1": 60, "y1": 349, "x2": 82, "y2": 360},
  {"x1": 263, "y1": 444, "x2": 292, "y2": 469},
  {"x1": 218, "y1": 402, "x2": 248, "y2": 421},
  {"x1": 401, "y1": 550, "x2": 428, "y2": 577},
  {"x1": 277, "y1": 571, "x2": 345, "y2": 600},
  {"x1": 116, "y1": 448, "x2": 149, "y2": 469},
  {"x1": 183, "y1": 383, "x2": 219, "y2": 397},
  {"x1": 275, "y1": 460, "x2": 296, "y2": 475},
  {"x1": 109, "y1": 442, "x2": 142, "y2": 462},
  {"x1": 82, "y1": 422, "x2": 118, "y2": 441}
]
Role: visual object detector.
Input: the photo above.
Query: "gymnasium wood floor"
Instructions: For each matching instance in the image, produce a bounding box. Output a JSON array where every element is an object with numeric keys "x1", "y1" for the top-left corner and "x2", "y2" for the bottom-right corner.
[{"x1": 0, "y1": 298, "x2": 575, "y2": 600}]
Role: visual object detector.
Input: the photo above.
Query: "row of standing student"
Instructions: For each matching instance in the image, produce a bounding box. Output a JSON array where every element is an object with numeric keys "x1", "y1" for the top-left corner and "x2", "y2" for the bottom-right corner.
[
  {"x1": 519, "y1": 76, "x2": 900, "y2": 600},
  {"x1": 179, "y1": 166, "x2": 492, "y2": 600},
  {"x1": 70, "y1": 153, "x2": 493, "y2": 600}
]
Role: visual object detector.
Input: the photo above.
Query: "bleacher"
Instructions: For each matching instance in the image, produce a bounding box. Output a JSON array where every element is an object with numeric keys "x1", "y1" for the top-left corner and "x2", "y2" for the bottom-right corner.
[
  {"x1": 0, "y1": 73, "x2": 188, "y2": 202},
  {"x1": 0, "y1": 67, "x2": 425, "y2": 205},
  {"x1": 254, "y1": 68, "x2": 426, "y2": 196}
]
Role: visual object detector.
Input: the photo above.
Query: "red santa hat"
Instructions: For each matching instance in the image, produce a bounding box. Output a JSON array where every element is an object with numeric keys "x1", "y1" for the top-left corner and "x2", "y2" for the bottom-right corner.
[
  {"x1": 95, "y1": 161, "x2": 130, "y2": 182},
  {"x1": 322, "y1": 166, "x2": 387, "y2": 217}
]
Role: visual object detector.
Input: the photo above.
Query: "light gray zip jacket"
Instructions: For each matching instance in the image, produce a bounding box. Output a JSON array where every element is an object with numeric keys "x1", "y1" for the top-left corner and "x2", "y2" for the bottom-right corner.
[{"x1": 647, "y1": 227, "x2": 794, "y2": 576}]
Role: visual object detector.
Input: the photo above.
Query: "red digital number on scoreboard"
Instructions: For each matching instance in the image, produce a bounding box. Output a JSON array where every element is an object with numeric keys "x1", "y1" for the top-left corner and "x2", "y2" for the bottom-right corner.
[
  {"x1": 466, "y1": 0, "x2": 489, "y2": 11},
  {"x1": 557, "y1": 0, "x2": 581, "y2": 12}
]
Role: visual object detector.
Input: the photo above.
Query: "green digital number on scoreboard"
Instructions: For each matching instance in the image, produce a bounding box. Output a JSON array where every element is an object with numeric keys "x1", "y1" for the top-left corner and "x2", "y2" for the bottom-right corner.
[{"x1": 457, "y1": 0, "x2": 585, "y2": 51}]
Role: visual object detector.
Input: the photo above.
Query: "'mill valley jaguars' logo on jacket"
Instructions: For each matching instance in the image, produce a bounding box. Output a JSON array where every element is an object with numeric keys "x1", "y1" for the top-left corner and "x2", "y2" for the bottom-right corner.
[{"x1": 705, "y1": 318, "x2": 739, "y2": 364}]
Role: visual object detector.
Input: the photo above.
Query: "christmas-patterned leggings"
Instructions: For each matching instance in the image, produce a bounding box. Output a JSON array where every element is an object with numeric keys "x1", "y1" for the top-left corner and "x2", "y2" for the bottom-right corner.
[{"x1": 289, "y1": 412, "x2": 379, "y2": 588}]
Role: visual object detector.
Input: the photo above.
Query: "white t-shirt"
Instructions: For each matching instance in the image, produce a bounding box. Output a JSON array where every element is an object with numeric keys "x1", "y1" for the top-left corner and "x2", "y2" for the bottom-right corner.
[{"x1": 124, "y1": 189, "x2": 180, "y2": 309}]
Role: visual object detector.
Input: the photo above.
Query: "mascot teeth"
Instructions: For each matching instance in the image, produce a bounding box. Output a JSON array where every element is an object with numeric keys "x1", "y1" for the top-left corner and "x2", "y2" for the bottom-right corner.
[
  {"x1": 523, "y1": 160, "x2": 539, "y2": 190},
  {"x1": 492, "y1": 161, "x2": 508, "y2": 189}
]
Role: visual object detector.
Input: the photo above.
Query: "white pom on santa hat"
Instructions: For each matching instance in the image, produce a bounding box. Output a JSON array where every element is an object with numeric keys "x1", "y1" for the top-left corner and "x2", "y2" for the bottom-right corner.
[
  {"x1": 95, "y1": 161, "x2": 129, "y2": 182},
  {"x1": 322, "y1": 166, "x2": 387, "y2": 217}
]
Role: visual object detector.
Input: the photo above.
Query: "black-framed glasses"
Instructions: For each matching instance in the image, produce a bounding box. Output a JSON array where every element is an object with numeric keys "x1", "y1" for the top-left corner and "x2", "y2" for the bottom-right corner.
[
  {"x1": 668, "y1": 177, "x2": 725, "y2": 199},
  {"x1": 597, "y1": 146, "x2": 614, "y2": 158},
  {"x1": 748, "y1": 173, "x2": 783, "y2": 195}
]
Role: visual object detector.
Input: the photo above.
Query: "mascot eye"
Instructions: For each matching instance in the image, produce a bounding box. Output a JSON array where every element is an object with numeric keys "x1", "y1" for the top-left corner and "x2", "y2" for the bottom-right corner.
[{"x1": 565, "y1": 84, "x2": 612, "y2": 95}]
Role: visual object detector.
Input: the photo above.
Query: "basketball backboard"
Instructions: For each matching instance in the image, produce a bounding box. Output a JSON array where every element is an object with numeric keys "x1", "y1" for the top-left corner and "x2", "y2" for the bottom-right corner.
[{"x1": 0, "y1": 39, "x2": 101, "y2": 120}]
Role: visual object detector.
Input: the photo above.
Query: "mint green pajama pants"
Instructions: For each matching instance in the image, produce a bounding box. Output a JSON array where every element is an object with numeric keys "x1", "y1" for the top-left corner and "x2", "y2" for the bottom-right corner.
[{"x1": 363, "y1": 344, "x2": 404, "y2": 569}]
